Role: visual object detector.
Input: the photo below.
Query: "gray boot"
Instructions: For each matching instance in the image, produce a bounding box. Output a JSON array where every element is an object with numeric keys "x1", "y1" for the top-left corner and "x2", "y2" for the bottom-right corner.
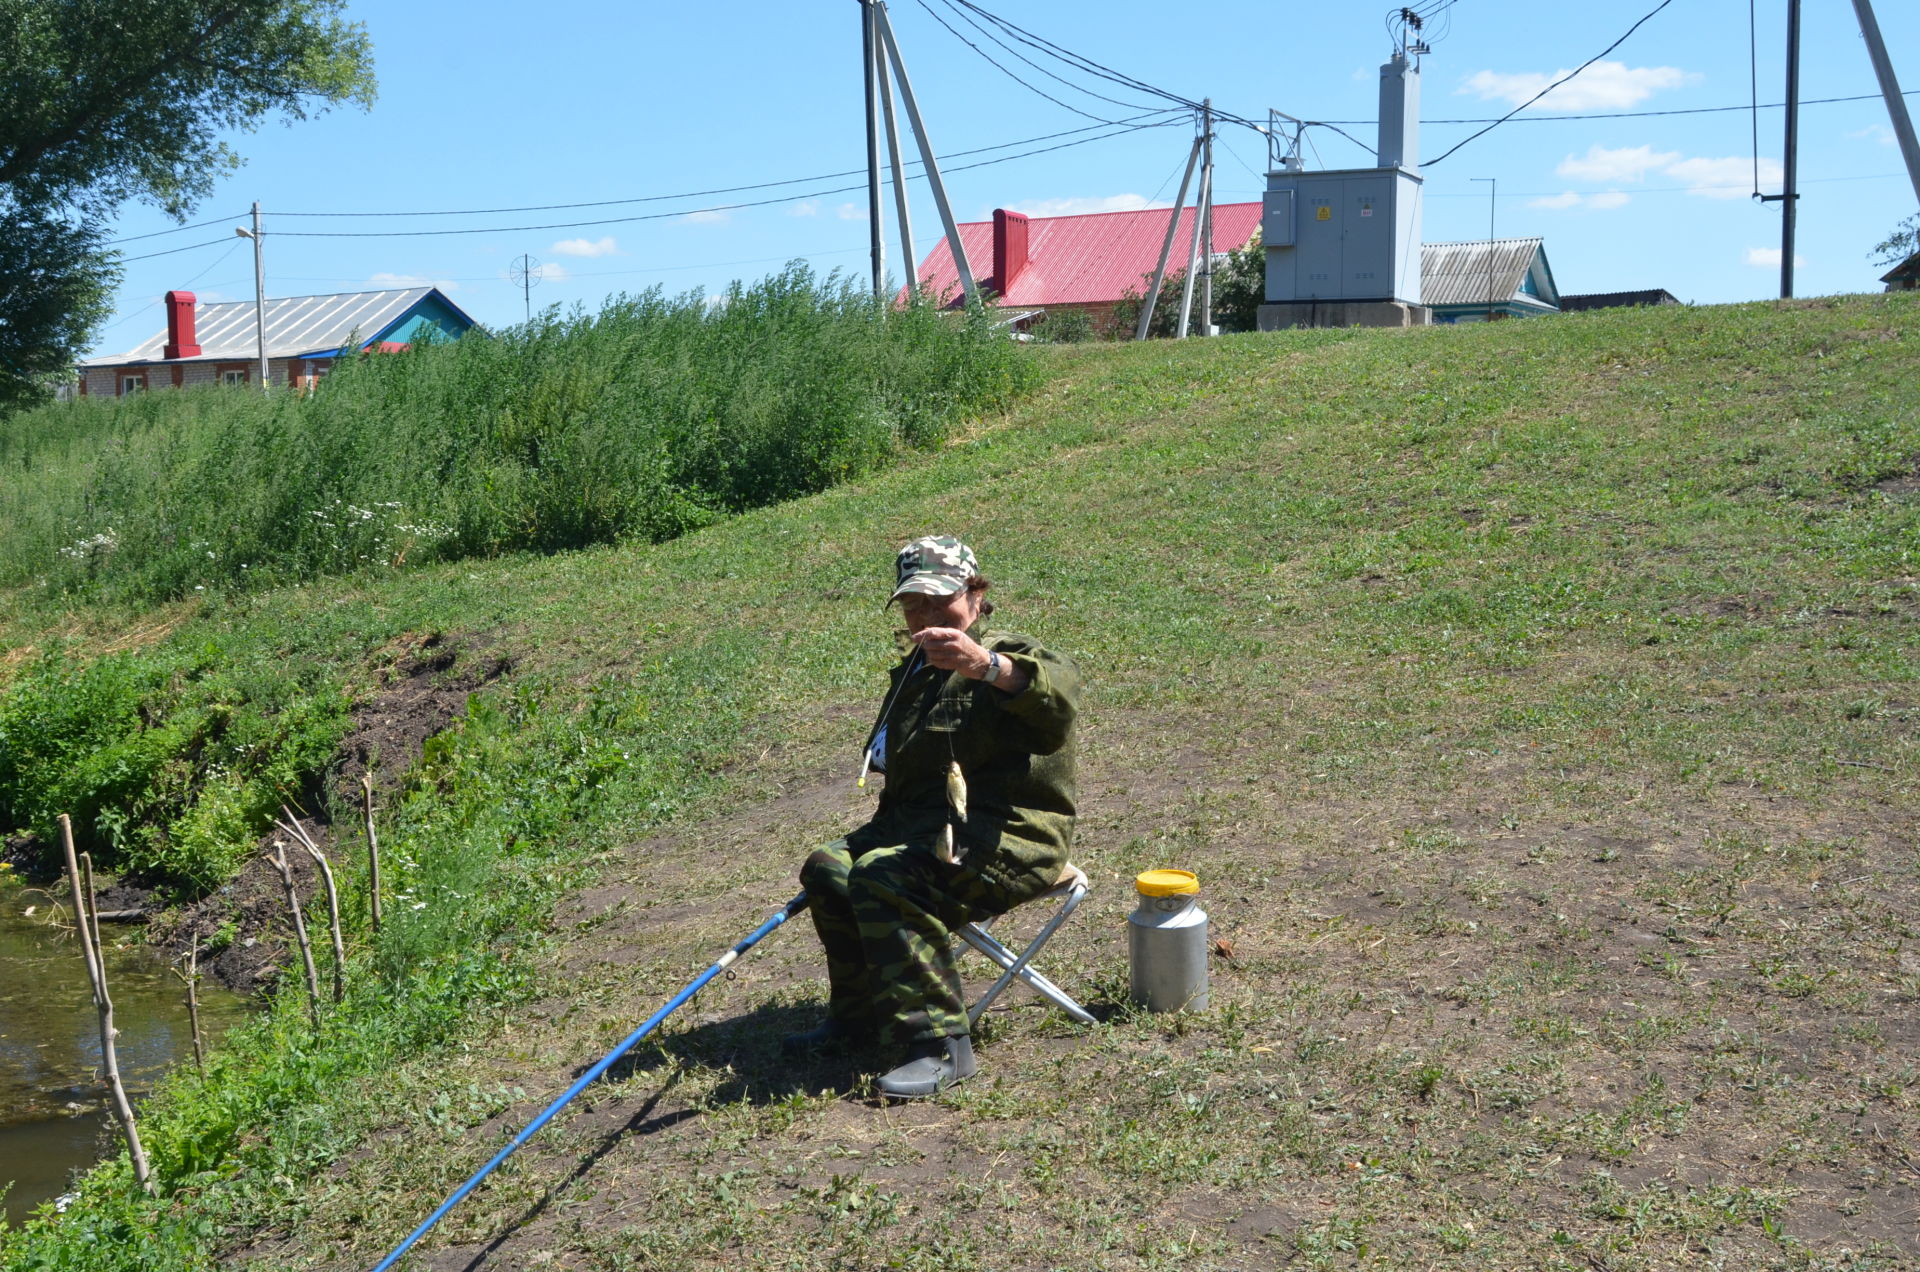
[{"x1": 875, "y1": 1035, "x2": 976, "y2": 1100}]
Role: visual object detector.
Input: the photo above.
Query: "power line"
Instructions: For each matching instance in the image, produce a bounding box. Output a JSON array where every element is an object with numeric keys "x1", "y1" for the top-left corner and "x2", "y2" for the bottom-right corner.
[
  {"x1": 271, "y1": 118, "x2": 1183, "y2": 240},
  {"x1": 1209, "y1": 168, "x2": 1907, "y2": 202},
  {"x1": 1317, "y1": 88, "x2": 1920, "y2": 127},
  {"x1": 926, "y1": 0, "x2": 1166, "y2": 115},
  {"x1": 274, "y1": 111, "x2": 1178, "y2": 220},
  {"x1": 1425, "y1": 0, "x2": 1681, "y2": 167},
  {"x1": 270, "y1": 246, "x2": 870, "y2": 287},
  {"x1": 942, "y1": 0, "x2": 1269, "y2": 139},
  {"x1": 946, "y1": 0, "x2": 1207, "y2": 116},
  {"x1": 910, "y1": 0, "x2": 1130, "y2": 125},
  {"x1": 105, "y1": 211, "x2": 249, "y2": 247},
  {"x1": 116, "y1": 236, "x2": 235, "y2": 263}
]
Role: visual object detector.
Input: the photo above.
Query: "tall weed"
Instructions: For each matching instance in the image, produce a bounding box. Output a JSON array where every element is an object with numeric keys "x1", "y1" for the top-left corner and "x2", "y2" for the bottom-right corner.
[{"x1": 0, "y1": 268, "x2": 1030, "y2": 602}]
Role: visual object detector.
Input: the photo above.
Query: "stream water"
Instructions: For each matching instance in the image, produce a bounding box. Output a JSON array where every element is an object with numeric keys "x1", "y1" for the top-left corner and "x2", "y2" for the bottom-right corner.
[{"x1": 0, "y1": 877, "x2": 249, "y2": 1227}]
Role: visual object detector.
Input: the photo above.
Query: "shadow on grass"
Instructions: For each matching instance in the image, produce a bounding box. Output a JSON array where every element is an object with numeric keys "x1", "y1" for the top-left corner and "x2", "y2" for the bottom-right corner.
[{"x1": 597, "y1": 999, "x2": 884, "y2": 1101}]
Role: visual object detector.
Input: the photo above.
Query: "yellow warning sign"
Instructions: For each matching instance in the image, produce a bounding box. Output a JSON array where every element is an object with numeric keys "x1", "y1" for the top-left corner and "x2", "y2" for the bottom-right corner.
[{"x1": 1315, "y1": 206, "x2": 1332, "y2": 221}]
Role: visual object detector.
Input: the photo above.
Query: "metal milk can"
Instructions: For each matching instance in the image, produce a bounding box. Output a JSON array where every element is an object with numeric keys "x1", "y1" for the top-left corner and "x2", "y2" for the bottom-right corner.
[{"x1": 1127, "y1": 869, "x2": 1209, "y2": 1013}]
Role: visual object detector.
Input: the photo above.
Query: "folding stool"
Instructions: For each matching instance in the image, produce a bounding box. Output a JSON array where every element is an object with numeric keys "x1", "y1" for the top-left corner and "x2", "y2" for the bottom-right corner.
[{"x1": 959, "y1": 862, "x2": 1096, "y2": 1026}]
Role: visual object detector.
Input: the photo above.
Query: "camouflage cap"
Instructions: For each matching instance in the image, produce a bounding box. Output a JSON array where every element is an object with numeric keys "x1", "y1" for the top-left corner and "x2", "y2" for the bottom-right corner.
[{"x1": 888, "y1": 535, "x2": 978, "y2": 605}]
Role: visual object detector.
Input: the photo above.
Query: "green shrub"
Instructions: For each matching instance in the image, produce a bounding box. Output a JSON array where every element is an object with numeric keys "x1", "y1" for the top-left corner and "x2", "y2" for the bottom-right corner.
[{"x1": 1034, "y1": 307, "x2": 1096, "y2": 344}]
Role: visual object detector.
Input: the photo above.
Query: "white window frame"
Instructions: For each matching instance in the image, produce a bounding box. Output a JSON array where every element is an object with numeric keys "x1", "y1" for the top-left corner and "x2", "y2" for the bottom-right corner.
[
  {"x1": 221, "y1": 368, "x2": 249, "y2": 387},
  {"x1": 120, "y1": 373, "x2": 145, "y2": 395}
]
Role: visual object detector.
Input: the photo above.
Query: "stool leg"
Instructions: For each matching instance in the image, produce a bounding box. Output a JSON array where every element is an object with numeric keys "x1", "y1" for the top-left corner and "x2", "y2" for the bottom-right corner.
[{"x1": 965, "y1": 884, "x2": 1094, "y2": 1026}]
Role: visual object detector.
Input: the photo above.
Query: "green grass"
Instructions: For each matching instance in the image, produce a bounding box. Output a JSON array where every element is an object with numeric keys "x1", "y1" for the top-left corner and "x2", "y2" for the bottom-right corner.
[{"x1": 3, "y1": 294, "x2": 1918, "y2": 1270}]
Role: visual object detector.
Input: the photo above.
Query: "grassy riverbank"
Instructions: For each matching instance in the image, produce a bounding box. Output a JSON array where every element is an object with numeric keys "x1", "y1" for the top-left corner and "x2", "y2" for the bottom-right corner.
[{"x1": 3, "y1": 294, "x2": 1917, "y2": 1270}]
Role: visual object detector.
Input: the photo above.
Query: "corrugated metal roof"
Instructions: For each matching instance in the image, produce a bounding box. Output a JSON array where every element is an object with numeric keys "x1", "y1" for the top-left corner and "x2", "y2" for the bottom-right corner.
[
  {"x1": 82, "y1": 287, "x2": 444, "y2": 366},
  {"x1": 1419, "y1": 238, "x2": 1550, "y2": 308},
  {"x1": 915, "y1": 202, "x2": 1264, "y2": 307}
]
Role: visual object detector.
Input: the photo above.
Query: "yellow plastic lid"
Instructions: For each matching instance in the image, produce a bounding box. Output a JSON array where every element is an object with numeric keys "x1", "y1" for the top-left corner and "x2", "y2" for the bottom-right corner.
[{"x1": 1136, "y1": 869, "x2": 1200, "y2": 897}]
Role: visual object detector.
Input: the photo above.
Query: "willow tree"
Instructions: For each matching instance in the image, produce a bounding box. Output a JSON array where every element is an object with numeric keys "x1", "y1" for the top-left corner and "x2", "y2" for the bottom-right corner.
[{"x1": 0, "y1": 0, "x2": 377, "y2": 413}]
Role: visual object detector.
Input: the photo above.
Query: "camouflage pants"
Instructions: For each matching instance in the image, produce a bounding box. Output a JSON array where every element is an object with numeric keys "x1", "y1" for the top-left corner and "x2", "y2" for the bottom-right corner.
[{"x1": 800, "y1": 839, "x2": 1046, "y2": 1045}]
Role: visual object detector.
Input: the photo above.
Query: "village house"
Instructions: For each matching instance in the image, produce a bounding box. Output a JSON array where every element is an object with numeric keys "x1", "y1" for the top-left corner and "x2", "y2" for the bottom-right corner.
[
  {"x1": 912, "y1": 202, "x2": 1265, "y2": 332},
  {"x1": 76, "y1": 286, "x2": 478, "y2": 396},
  {"x1": 1880, "y1": 250, "x2": 1920, "y2": 291},
  {"x1": 913, "y1": 207, "x2": 1583, "y2": 329},
  {"x1": 1418, "y1": 238, "x2": 1562, "y2": 323}
]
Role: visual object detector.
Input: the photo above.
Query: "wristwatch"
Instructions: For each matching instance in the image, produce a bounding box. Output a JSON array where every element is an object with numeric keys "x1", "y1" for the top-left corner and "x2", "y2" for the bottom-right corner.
[{"x1": 982, "y1": 651, "x2": 1003, "y2": 684}]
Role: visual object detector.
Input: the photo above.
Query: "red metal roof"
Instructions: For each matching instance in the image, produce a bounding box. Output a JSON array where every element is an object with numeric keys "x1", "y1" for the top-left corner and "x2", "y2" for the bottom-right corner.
[{"x1": 913, "y1": 202, "x2": 1262, "y2": 307}]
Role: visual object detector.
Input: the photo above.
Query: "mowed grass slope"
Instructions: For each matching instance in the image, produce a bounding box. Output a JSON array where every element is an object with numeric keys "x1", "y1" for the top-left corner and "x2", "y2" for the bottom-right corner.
[{"x1": 7, "y1": 294, "x2": 1918, "y2": 1271}]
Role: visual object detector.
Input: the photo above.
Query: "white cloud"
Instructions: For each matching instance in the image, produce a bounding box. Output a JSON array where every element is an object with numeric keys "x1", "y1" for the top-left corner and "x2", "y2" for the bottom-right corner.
[
  {"x1": 1525, "y1": 190, "x2": 1632, "y2": 211},
  {"x1": 836, "y1": 202, "x2": 868, "y2": 221},
  {"x1": 1004, "y1": 193, "x2": 1168, "y2": 218},
  {"x1": 1745, "y1": 247, "x2": 1807, "y2": 268},
  {"x1": 682, "y1": 208, "x2": 731, "y2": 225},
  {"x1": 1666, "y1": 155, "x2": 1782, "y2": 198},
  {"x1": 369, "y1": 272, "x2": 460, "y2": 292},
  {"x1": 550, "y1": 236, "x2": 620, "y2": 258},
  {"x1": 1556, "y1": 144, "x2": 1679, "y2": 183},
  {"x1": 789, "y1": 200, "x2": 821, "y2": 217},
  {"x1": 1461, "y1": 60, "x2": 1698, "y2": 111},
  {"x1": 1528, "y1": 191, "x2": 1584, "y2": 210},
  {"x1": 1848, "y1": 124, "x2": 1896, "y2": 147}
]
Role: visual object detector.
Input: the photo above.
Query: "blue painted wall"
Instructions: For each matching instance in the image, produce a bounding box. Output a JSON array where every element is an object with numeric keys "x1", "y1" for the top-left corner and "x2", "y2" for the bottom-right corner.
[{"x1": 371, "y1": 294, "x2": 475, "y2": 347}]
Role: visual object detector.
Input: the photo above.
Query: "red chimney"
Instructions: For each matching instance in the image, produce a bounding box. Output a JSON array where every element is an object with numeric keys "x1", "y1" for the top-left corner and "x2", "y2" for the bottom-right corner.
[
  {"x1": 163, "y1": 291, "x2": 201, "y2": 360},
  {"x1": 992, "y1": 209, "x2": 1030, "y2": 296}
]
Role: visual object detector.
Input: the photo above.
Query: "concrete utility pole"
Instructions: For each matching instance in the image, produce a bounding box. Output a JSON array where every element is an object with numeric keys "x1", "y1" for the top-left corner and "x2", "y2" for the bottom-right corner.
[
  {"x1": 862, "y1": 0, "x2": 886, "y2": 301},
  {"x1": 872, "y1": 1, "x2": 977, "y2": 303},
  {"x1": 234, "y1": 203, "x2": 269, "y2": 390},
  {"x1": 1780, "y1": 0, "x2": 1802, "y2": 298},
  {"x1": 1136, "y1": 135, "x2": 1202, "y2": 341},
  {"x1": 1176, "y1": 107, "x2": 1211, "y2": 340},
  {"x1": 876, "y1": 18, "x2": 917, "y2": 291},
  {"x1": 1198, "y1": 100, "x2": 1214, "y2": 337},
  {"x1": 1849, "y1": 0, "x2": 1920, "y2": 207}
]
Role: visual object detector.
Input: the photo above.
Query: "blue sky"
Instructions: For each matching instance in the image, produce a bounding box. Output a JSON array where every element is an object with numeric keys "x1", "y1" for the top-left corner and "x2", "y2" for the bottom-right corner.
[{"x1": 89, "y1": 0, "x2": 1920, "y2": 351}]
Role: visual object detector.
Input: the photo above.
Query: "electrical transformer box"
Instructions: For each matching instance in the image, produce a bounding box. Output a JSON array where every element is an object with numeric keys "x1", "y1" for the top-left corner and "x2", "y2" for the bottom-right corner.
[{"x1": 1262, "y1": 165, "x2": 1423, "y2": 305}]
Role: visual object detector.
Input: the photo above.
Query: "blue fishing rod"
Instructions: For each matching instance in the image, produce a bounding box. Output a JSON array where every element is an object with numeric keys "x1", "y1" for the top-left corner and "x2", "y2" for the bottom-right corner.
[{"x1": 369, "y1": 891, "x2": 810, "y2": 1272}]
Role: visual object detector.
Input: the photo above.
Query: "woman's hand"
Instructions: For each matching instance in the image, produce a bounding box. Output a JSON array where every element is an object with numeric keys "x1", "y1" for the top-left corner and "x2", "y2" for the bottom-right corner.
[
  {"x1": 911, "y1": 628, "x2": 1029, "y2": 694},
  {"x1": 911, "y1": 626, "x2": 989, "y2": 676}
]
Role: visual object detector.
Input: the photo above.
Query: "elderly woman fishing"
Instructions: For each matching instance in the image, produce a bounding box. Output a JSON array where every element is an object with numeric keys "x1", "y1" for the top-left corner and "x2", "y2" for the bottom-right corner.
[{"x1": 789, "y1": 535, "x2": 1082, "y2": 1099}]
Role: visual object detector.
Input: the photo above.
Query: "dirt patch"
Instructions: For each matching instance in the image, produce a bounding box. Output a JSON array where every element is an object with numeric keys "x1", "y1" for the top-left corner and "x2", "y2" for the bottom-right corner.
[
  {"x1": 143, "y1": 633, "x2": 511, "y2": 994},
  {"x1": 333, "y1": 631, "x2": 512, "y2": 804}
]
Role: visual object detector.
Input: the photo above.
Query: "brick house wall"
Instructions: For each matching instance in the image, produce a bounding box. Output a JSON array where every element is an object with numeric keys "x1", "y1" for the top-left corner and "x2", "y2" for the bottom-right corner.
[{"x1": 81, "y1": 358, "x2": 322, "y2": 397}]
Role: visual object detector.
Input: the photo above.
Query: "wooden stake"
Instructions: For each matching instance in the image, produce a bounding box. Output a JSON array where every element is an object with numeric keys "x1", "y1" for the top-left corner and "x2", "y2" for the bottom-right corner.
[
  {"x1": 361, "y1": 772, "x2": 382, "y2": 934},
  {"x1": 172, "y1": 936, "x2": 205, "y2": 1077},
  {"x1": 269, "y1": 840, "x2": 322, "y2": 1030},
  {"x1": 57, "y1": 815, "x2": 155, "y2": 1196},
  {"x1": 279, "y1": 811, "x2": 345, "y2": 1004}
]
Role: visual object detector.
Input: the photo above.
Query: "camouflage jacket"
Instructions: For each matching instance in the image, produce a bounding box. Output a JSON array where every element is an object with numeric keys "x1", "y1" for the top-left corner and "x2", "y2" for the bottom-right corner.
[{"x1": 849, "y1": 626, "x2": 1080, "y2": 898}]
